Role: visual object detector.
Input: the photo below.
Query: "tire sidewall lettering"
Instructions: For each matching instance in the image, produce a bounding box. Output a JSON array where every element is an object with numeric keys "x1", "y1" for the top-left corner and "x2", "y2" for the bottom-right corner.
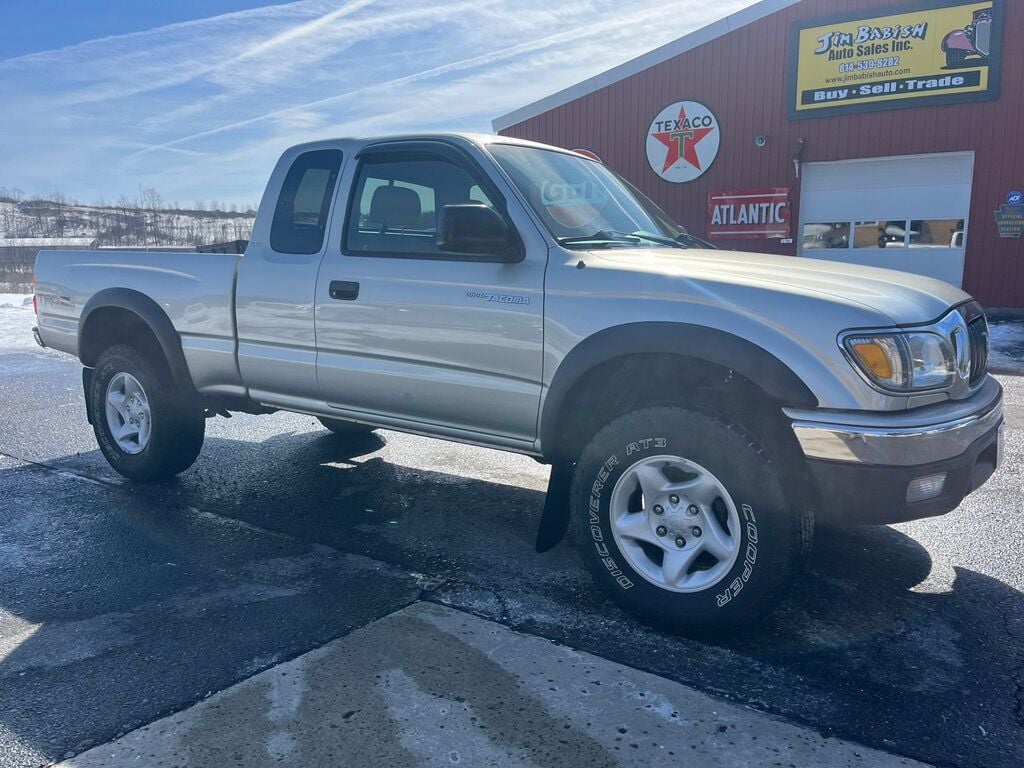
[
  {"x1": 715, "y1": 504, "x2": 758, "y2": 608},
  {"x1": 588, "y1": 453, "x2": 634, "y2": 589}
]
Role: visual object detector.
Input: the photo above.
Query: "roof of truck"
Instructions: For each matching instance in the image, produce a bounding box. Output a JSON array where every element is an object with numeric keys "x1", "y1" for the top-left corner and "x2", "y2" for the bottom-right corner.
[{"x1": 282, "y1": 132, "x2": 575, "y2": 155}]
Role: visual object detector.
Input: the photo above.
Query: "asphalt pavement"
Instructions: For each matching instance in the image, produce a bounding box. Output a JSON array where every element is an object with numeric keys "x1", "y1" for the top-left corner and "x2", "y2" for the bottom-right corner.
[{"x1": 1, "y1": 315, "x2": 1022, "y2": 768}]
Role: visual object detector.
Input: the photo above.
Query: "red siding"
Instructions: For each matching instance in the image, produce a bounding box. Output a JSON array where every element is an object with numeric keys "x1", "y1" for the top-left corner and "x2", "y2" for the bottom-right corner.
[{"x1": 500, "y1": 0, "x2": 1024, "y2": 309}]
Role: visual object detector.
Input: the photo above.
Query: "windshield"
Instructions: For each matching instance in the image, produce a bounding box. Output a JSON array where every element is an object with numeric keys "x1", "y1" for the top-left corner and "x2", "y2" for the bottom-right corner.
[{"x1": 489, "y1": 144, "x2": 703, "y2": 250}]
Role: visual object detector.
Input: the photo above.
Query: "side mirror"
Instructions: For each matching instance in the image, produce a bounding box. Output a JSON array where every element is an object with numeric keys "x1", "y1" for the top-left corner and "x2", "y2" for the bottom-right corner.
[{"x1": 437, "y1": 204, "x2": 519, "y2": 261}]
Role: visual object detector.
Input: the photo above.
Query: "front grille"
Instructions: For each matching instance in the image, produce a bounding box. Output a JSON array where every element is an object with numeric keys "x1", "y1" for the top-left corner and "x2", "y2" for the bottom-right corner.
[
  {"x1": 967, "y1": 315, "x2": 989, "y2": 385},
  {"x1": 975, "y1": 19, "x2": 992, "y2": 56}
]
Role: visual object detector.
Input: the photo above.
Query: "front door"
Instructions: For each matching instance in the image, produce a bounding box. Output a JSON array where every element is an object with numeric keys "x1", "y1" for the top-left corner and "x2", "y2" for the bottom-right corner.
[{"x1": 314, "y1": 140, "x2": 546, "y2": 446}]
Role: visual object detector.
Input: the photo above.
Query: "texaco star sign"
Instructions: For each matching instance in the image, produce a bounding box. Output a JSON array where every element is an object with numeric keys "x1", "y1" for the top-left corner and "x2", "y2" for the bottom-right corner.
[{"x1": 646, "y1": 101, "x2": 721, "y2": 183}]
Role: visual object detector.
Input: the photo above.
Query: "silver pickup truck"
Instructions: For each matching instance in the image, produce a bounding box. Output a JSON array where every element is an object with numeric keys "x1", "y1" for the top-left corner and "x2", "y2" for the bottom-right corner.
[{"x1": 33, "y1": 133, "x2": 1004, "y2": 634}]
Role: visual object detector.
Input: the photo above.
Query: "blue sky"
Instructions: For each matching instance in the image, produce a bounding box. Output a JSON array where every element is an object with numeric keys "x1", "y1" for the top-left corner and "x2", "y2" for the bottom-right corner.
[{"x1": 0, "y1": 0, "x2": 756, "y2": 207}]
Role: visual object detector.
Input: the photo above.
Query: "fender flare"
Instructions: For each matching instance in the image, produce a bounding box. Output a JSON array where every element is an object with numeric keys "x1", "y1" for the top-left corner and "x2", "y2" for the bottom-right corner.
[
  {"x1": 78, "y1": 288, "x2": 196, "y2": 394},
  {"x1": 539, "y1": 322, "x2": 817, "y2": 458}
]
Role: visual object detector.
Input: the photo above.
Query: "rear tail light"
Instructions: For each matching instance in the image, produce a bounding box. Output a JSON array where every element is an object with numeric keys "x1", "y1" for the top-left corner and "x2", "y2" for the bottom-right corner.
[{"x1": 32, "y1": 275, "x2": 38, "y2": 314}]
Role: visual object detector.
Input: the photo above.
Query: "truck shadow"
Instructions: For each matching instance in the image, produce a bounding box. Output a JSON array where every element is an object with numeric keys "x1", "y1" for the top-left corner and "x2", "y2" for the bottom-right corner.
[{"x1": 1, "y1": 427, "x2": 1022, "y2": 766}]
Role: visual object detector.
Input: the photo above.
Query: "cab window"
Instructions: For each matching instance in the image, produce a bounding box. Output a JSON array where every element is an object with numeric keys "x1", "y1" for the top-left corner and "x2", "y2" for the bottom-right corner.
[
  {"x1": 270, "y1": 149, "x2": 343, "y2": 255},
  {"x1": 345, "y1": 152, "x2": 497, "y2": 258}
]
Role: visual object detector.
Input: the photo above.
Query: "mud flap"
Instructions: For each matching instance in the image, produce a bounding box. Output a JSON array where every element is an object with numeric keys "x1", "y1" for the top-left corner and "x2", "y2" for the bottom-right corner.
[
  {"x1": 536, "y1": 461, "x2": 573, "y2": 553},
  {"x1": 82, "y1": 367, "x2": 95, "y2": 425}
]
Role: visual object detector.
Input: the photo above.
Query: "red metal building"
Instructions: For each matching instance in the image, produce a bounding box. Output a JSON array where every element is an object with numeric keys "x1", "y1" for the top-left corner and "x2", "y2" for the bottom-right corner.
[{"x1": 494, "y1": 0, "x2": 1024, "y2": 310}]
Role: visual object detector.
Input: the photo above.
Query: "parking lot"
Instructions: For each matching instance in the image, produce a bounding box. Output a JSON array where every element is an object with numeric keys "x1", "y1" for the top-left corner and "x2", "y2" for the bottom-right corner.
[{"x1": 2, "y1": 296, "x2": 1023, "y2": 768}]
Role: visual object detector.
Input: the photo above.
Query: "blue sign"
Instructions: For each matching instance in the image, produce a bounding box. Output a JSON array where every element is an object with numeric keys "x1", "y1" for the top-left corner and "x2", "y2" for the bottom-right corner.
[{"x1": 1009, "y1": 190, "x2": 1024, "y2": 206}]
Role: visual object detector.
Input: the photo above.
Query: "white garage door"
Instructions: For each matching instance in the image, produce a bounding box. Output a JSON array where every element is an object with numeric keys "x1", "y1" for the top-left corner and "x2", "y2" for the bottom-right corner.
[{"x1": 798, "y1": 152, "x2": 974, "y2": 287}]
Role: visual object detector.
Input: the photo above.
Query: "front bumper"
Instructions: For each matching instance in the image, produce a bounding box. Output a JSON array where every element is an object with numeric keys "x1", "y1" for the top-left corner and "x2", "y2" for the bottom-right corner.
[{"x1": 786, "y1": 377, "x2": 1004, "y2": 524}]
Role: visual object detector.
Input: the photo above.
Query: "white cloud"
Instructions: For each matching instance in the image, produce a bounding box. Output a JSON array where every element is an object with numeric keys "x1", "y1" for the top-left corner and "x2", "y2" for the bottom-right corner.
[{"x1": 0, "y1": 0, "x2": 758, "y2": 205}]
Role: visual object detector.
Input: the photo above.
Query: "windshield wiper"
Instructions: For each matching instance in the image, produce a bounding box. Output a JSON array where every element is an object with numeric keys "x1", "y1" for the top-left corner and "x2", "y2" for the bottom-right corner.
[
  {"x1": 674, "y1": 231, "x2": 717, "y2": 249},
  {"x1": 557, "y1": 230, "x2": 643, "y2": 247},
  {"x1": 628, "y1": 230, "x2": 687, "y2": 248},
  {"x1": 558, "y1": 229, "x2": 696, "y2": 249}
]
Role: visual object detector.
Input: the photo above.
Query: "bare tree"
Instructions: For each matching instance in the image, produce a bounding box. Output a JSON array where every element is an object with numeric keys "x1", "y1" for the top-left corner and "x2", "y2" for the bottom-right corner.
[{"x1": 50, "y1": 191, "x2": 70, "y2": 237}]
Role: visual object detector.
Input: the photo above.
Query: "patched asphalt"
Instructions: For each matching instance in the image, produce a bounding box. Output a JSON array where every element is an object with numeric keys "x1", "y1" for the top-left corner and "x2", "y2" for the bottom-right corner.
[
  {"x1": 55, "y1": 603, "x2": 929, "y2": 768},
  {"x1": 1, "y1": 341, "x2": 1022, "y2": 768}
]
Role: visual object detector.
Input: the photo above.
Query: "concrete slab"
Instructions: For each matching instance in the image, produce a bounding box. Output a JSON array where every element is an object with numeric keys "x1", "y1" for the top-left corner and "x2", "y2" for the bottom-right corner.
[{"x1": 58, "y1": 602, "x2": 927, "y2": 768}]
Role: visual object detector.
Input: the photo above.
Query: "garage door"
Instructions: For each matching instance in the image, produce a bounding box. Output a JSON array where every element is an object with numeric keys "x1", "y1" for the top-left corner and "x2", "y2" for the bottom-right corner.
[{"x1": 798, "y1": 152, "x2": 974, "y2": 287}]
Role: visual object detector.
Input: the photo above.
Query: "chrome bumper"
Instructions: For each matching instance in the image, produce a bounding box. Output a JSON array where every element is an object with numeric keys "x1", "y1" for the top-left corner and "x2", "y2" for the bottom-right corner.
[{"x1": 786, "y1": 377, "x2": 1004, "y2": 466}]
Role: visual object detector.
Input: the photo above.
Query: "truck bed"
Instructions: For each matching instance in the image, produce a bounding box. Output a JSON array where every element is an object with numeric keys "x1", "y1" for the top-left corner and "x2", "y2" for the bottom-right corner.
[{"x1": 34, "y1": 249, "x2": 242, "y2": 390}]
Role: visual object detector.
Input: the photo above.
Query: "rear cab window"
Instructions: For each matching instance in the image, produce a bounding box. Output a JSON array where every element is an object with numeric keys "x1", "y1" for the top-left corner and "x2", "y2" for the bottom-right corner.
[{"x1": 270, "y1": 149, "x2": 344, "y2": 254}]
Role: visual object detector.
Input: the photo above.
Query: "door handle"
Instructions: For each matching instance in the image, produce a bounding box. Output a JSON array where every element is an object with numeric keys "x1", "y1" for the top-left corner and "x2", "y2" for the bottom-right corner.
[{"x1": 329, "y1": 280, "x2": 360, "y2": 301}]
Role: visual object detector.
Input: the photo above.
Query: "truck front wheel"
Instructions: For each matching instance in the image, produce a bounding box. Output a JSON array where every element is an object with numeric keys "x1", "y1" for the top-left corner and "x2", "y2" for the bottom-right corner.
[
  {"x1": 571, "y1": 407, "x2": 812, "y2": 635},
  {"x1": 90, "y1": 344, "x2": 205, "y2": 482}
]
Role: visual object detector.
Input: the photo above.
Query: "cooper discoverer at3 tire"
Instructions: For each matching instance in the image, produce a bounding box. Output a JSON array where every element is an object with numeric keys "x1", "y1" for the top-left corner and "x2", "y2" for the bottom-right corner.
[
  {"x1": 571, "y1": 406, "x2": 812, "y2": 635},
  {"x1": 90, "y1": 344, "x2": 205, "y2": 483}
]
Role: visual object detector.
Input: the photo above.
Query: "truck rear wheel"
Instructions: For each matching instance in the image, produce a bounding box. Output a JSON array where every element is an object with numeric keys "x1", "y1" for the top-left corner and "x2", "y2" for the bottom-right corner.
[
  {"x1": 571, "y1": 406, "x2": 812, "y2": 635},
  {"x1": 90, "y1": 344, "x2": 205, "y2": 483}
]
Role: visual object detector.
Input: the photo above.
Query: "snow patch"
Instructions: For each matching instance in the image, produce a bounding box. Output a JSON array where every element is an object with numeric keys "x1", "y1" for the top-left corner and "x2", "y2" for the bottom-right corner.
[
  {"x1": 0, "y1": 291, "x2": 67, "y2": 373},
  {"x1": 0, "y1": 292, "x2": 40, "y2": 352},
  {"x1": 989, "y1": 320, "x2": 1024, "y2": 374}
]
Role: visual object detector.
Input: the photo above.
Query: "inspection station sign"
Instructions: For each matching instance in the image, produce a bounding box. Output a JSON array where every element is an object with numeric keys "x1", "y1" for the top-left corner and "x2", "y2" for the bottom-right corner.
[
  {"x1": 789, "y1": 0, "x2": 1004, "y2": 119},
  {"x1": 646, "y1": 101, "x2": 721, "y2": 183},
  {"x1": 995, "y1": 204, "x2": 1024, "y2": 239},
  {"x1": 707, "y1": 189, "x2": 791, "y2": 240}
]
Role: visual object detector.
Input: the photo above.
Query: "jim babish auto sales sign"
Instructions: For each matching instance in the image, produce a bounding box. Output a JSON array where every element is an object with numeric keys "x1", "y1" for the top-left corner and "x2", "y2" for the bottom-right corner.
[{"x1": 789, "y1": 0, "x2": 1004, "y2": 119}]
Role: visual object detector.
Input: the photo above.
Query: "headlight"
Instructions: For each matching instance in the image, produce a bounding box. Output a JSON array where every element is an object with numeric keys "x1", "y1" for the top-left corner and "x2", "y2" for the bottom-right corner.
[{"x1": 843, "y1": 330, "x2": 957, "y2": 391}]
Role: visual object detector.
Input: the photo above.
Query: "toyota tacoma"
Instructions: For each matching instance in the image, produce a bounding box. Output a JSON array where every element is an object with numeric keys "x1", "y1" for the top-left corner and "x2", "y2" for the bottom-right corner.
[{"x1": 33, "y1": 134, "x2": 1004, "y2": 634}]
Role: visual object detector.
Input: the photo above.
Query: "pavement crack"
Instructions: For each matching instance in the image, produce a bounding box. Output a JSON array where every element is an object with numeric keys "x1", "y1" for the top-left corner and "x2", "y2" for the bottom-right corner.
[{"x1": 0, "y1": 449, "x2": 120, "y2": 488}]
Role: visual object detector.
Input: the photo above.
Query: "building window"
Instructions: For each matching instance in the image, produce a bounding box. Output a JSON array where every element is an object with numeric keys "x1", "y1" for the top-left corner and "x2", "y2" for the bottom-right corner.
[
  {"x1": 803, "y1": 219, "x2": 966, "y2": 251},
  {"x1": 801, "y1": 222, "x2": 849, "y2": 250}
]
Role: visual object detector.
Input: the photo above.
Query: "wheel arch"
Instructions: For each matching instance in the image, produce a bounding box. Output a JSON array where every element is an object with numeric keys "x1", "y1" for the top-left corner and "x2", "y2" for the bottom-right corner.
[
  {"x1": 539, "y1": 322, "x2": 818, "y2": 462},
  {"x1": 78, "y1": 288, "x2": 196, "y2": 396}
]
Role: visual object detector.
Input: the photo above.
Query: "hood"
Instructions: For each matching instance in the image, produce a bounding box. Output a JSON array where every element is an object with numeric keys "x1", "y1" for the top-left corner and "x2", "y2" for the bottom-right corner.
[{"x1": 592, "y1": 247, "x2": 971, "y2": 326}]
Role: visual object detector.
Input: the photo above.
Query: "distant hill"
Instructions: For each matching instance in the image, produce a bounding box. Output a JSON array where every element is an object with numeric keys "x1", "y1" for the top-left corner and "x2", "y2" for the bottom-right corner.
[
  {"x1": 0, "y1": 194, "x2": 255, "y2": 248},
  {"x1": 0, "y1": 192, "x2": 257, "y2": 291}
]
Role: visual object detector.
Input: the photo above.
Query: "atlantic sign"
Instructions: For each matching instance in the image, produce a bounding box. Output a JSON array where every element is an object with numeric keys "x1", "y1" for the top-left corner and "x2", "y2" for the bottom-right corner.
[
  {"x1": 646, "y1": 101, "x2": 720, "y2": 183},
  {"x1": 789, "y1": 0, "x2": 1004, "y2": 119},
  {"x1": 707, "y1": 189, "x2": 791, "y2": 240}
]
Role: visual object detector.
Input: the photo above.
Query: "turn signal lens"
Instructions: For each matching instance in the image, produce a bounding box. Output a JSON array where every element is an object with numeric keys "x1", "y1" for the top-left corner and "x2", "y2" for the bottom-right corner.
[
  {"x1": 846, "y1": 335, "x2": 904, "y2": 388},
  {"x1": 851, "y1": 341, "x2": 893, "y2": 379}
]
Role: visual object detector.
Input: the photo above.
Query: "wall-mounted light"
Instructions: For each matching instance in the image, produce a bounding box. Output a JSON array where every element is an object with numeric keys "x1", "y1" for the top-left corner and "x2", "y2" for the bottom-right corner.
[
  {"x1": 755, "y1": 135, "x2": 768, "y2": 148},
  {"x1": 791, "y1": 137, "x2": 806, "y2": 178}
]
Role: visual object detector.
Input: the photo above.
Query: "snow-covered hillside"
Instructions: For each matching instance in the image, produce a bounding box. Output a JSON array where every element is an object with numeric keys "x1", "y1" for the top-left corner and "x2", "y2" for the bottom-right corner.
[{"x1": 0, "y1": 199, "x2": 254, "y2": 248}]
